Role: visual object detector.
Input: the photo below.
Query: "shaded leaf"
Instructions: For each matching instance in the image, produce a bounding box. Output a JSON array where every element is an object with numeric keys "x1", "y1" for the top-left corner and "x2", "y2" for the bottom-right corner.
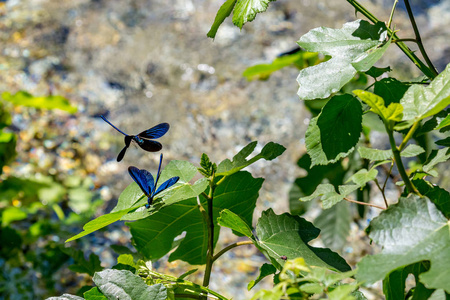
[
  {"x1": 217, "y1": 141, "x2": 285, "y2": 176},
  {"x1": 300, "y1": 183, "x2": 359, "y2": 209},
  {"x1": 254, "y1": 209, "x2": 351, "y2": 272},
  {"x1": 401, "y1": 63, "x2": 450, "y2": 122},
  {"x1": 207, "y1": 0, "x2": 237, "y2": 38},
  {"x1": 423, "y1": 148, "x2": 450, "y2": 173},
  {"x1": 373, "y1": 77, "x2": 409, "y2": 106},
  {"x1": 365, "y1": 66, "x2": 391, "y2": 78},
  {"x1": 413, "y1": 179, "x2": 450, "y2": 219},
  {"x1": 93, "y1": 269, "x2": 167, "y2": 300},
  {"x1": 128, "y1": 171, "x2": 263, "y2": 265},
  {"x1": 356, "y1": 195, "x2": 450, "y2": 292},
  {"x1": 317, "y1": 94, "x2": 362, "y2": 160},
  {"x1": 297, "y1": 20, "x2": 389, "y2": 100},
  {"x1": 2, "y1": 91, "x2": 77, "y2": 113},
  {"x1": 247, "y1": 263, "x2": 277, "y2": 290},
  {"x1": 435, "y1": 136, "x2": 450, "y2": 147},
  {"x1": 358, "y1": 146, "x2": 392, "y2": 161},
  {"x1": 315, "y1": 201, "x2": 351, "y2": 251},
  {"x1": 60, "y1": 248, "x2": 102, "y2": 276}
]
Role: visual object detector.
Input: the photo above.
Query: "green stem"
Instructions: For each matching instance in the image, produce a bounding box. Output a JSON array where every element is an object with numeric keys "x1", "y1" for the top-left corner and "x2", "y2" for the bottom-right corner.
[
  {"x1": 387, "y1": 0, "x2": 398, "y2": 29},
  {"x1": 398, "y1": 121, "x2": 420, "y2": 151},
  {"x1": 212, "y1": 241, "x2": 254, "y2": 263},
  {"x1": 403, "y1": 0, "x2": 438, "y2": 76},
  {"x1": 387, "y1": 128, "x2": 418, "y2": 194},
  {"x1": 346, "y1": 0, "x2": 436, "y2": 79},
  {"x1": 202, "y1": 174, "x2": 216, "y2": 288}
]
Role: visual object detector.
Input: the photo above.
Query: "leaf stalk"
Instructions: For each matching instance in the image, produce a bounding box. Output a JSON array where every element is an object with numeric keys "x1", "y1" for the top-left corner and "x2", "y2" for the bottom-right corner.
[{"x1": 212, "y1": 241, "x2": 254, "y2": 263}]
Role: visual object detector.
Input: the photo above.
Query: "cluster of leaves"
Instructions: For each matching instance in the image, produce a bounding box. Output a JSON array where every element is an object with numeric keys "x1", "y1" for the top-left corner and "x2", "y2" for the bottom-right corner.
[
  {"x1": 0, "y1": 93, "x2": 102, "y2": 298},
  {"x1": 46, "y1": 0, "x2": 450, "y2": 300}
]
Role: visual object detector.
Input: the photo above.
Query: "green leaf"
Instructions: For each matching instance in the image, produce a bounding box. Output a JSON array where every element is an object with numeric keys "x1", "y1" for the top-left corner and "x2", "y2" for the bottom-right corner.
[
  {"x1": 84, "y1": 287, "x2": 108, "y2": 300},
  {"x1": 400, "y1": 144, "x2": 425, "y2": 157},
  {"x1": 128, "y1": 171, "x2": 263, "y2": 265},
  {"x1": 401, "y1": 63, "x2": 450, "y2": 122},
  {"x1": 217, "y1": 209, "x2": 253, "y2": 238},
  {"x1": 423, "y1": 148, "x2": 450, "y2": 173},
  {"x1": 65, "y1": 208, "x2": 137, "y2": 242},
  {"x1": 356, "y1": 195, "x2": 450, "y2": 293},
  {"x1": 297, "y1": 20, "x2": 389, "y2": 100},
  {"x1": 232, "y1": 0, "x2": 276, "y2": 29},
  {"x1": 46, "y1": 295, "x2": 84, "y2": 300},
  {"x1": 358, "y1": 146, "x2": 392, "y2": 161},
  {"x1": 413, "y1": 179, "x2": 450, "y2": 219},
  {"x1": 354, "y1": 90, "x2": 403, "y2": 127},
  {"x1": 435, "y1": 114, "x2": 450, "y2": 130},
  {"x1": 2, "y1": 91, "x2": 77, "y2": 113},
  {"x1": 373, "y1": 77, "x2": 409, "y2": 106},
  {"x1": 306, "y1": 117, "x2": 353, "y2": 166},
  {"x1": 60, "y1": 248, "x2": 103, "y2": 276},
  {"x1": 243, "y1": 52, "x2": 304, "y2": 81},
  {"x1": 317, "y1": 94, "x2": 362, "y2": 160},
  {"x1": 1, "y1": 207, "x2": 27, "y2": 227},
  {"x1": 300, "y1": 183, "x2": 359, "y2": 209},
  {"x1": 315, "y1": 201, "x2": 351, "y2": 251},
  {"x1": 327, "y1": 284, "x2": 358, "y2": 300},
  {"x1": 435, "y1": 136, "x2": 450, "y2": 147},
  {"x1": 217, "y1": 141, "x2": 285, "y2": 176},
  {"x1": 0, "y1": 131, "x2": 16, "y2": 174},
  {"x1": 347, "y1": 168, "x2": 378, "y2": 187},
  {"x1": 207, "y1": 0, "x2": 237, "y2": 38},
  {"x1": 254, "y1": 209, "x2": 351, "y2": 272},
  {"x1": 247, "y1": 263, "x2": 277, "y2": 290},
  {"x1": 0, "y1": 102, "x2": 12, "y2": 129},
  {"x1": 365, "y1": 66, "x2": 391, "y2": 78},
  {"x1": 93, "y1": 270, "x2": 167, "y2": 300}
]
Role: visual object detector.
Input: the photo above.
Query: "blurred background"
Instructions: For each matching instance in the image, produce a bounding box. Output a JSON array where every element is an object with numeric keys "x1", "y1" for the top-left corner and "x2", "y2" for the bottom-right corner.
[{"x1": 0, "y1": 0, "x2": 448, "y2": 299}]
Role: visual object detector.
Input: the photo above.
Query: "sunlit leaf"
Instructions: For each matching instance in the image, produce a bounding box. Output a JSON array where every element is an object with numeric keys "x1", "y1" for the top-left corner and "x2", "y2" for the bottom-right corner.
[
  {"x1": 347, "y1": 168, "x2": 378, "y2": 187},
  {"x1": 2, "y1": 91, "x2": 77, "y2": 113},
  {"x1": 297, "y1": 20, "x2": 389, "y2": 100},
  {"x1": 354, "y1": 90, "x2": 403, "y2": 128},
  {"x1": 217, "y1": 209, "x2": 253, "y2": 238},
  {"x1": 356, "y1": 195, "x2": 450, "y2": 293},
  {"x1": 232, "y1": 0, "x2": 277, "y2": 29},
  {"x1": 243, "y1": 52, "x2": 303, "y2": 81},
  {"x1": 93, "y1": 270, "x2": 167, "y2": 300},
  {"x1": 401, "y1": 63, "x2": 450, "y2": 122},
  {"x1": 84, "y1": 287, "x2": 108, "y2": 300},
  {"x1": 254, "y1": 209, "x2": 351, "y2": 272},
  {"x1": 300, "y1": 183, "x2": 359, "y2": 209},
  {"x1": 1, "y1": 207, "x2": 27, "y2": 227},
  {"x1": 423, "y1": 148, "x2": 450, "y2": 173}
]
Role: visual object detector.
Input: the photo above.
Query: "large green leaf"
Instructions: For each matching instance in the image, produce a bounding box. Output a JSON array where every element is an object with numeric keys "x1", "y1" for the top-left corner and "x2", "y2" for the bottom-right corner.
[
  {"x1": 207, "y1": 0, "x2": 237, "y2": 38},
  {"x1": 93, "y1": 269, "x2": 167, "y2": 300},
  {"x1": 297, "y1": 20, "x2": 389, "y2": 100},
  {"x1": 316, "y1": 95, "x2": 362, "y2": 160},
  {"x1": 356, "y1": 195, "x2": 450, "y2": 292},
  {"x1": 66, "y1": 161, "x2": 206, "y2": 242},
  {"x1": 84, "y1": 287, "x2": 108, "y2": 300},
  {"x1": 401, "y1": 63, "x2": 450, "y2": 122},
  {"x1": 300, "y1": 183, "x2": 359, "y2": 209},
  {"x1": 217, "y1": 141, "x2": 285, "y2": 176},
  {"x1": 217, "y1": 209, "x2": 253, "y2": 238},
  {"x1": 373, "y1": 78, "x2": 409, "y2": 106},
  {"x1": 254, "y1": 209, "x2": 351, "y2": 272},
  {"x1": 315, "y1": 201, "x2": 351, "y2": 251},
  {"x1": 413, "y1": 179, "x2": 450, "y2": 219},
  {"x1": 2, "y1": 91, "x2": 77, "y2": 113},
  {"x1": 306, "y1": 117, "x2": 353, "y2": 166},
  {"x1": 232, "y1": 0, "x2": 277, "y2": 29},
  {"x1": 128, "y1": 171, "x2": 263, "y2": 265}
]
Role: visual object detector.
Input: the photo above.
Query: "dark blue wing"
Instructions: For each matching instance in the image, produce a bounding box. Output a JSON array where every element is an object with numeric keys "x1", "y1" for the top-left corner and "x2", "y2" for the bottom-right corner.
[
  {"x1": 153, "y1": 176, "x2": 180, "y2": 196},
  {"x1": 135, "y1": 139, "x2": 162, "y2": 152},
  {"x1": 128, "y1": 166, "x2": 152, "y2": 196},
  {"x1": 100, "y1": 115, "x2": 128, "y2": 136},
  {"x1": 138, "y1": 123, "x2": 170, "y2": 139}
]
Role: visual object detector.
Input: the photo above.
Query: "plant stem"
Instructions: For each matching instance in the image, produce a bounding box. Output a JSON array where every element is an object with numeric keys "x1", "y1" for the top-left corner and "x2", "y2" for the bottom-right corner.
[
  {"x1": 387, "y1": 0, "x2": 398, "y2": 29},
  {"x1": 403, "y1": 0, "x2": 438, "y2": 76},
  {"x1": 386, "y1": 128, "x2": 418, "y2": 194},
  {"x1": 398, "y1": 121, "x2": 420, "y2": 151},
  {"x1": 202, "y1": 174, "x2": 216, "y2": 288},
  {"x1": 344, "y1": 197, "x2": 386, "y2": 210},
  {"x1": 346, "y1": 0, "x2": 436, "y2": 79},
  {"x1": 212, "y1": 241, "x2": 254, "y2": 263},
  {"x1": 374, "y1": 179, "x2": 389, "y2": 208},
  {"x1": 392, "y1": 38, "x2": 417, "y2": 43}
]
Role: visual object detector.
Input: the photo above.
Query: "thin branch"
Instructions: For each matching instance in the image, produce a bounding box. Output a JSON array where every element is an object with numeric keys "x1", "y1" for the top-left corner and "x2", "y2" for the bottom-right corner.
[
  {"x1": 344, "y1": 197, "x2": 386, "y2": 210},
  {"x1": 387, "y1": 0, "x2": 398, "y2": 29},
  {"x1": 212, "y1": 241, "x2": 254, "y2": 263},
  {"x1": 403, "y1": 0, "x2": 438, "y2": 76},
  {"x1": 398, "y1": 121, "x2": 420, "y2": 151},
  {"x1": 374, "y1": 179, "x2": 389, "y2": 208}
]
